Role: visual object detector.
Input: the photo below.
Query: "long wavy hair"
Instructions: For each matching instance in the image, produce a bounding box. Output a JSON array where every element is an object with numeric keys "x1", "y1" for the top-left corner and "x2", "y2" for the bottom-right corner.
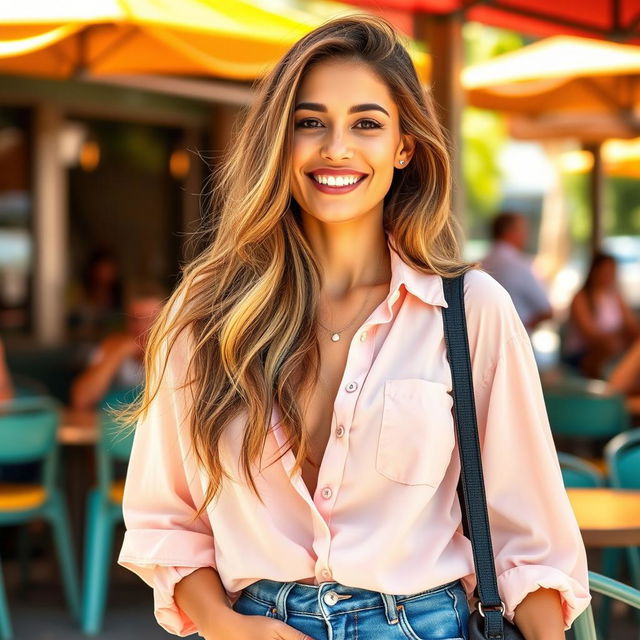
[{"x1": 114, "y1": 13, "x2": 474, "y2": 519}]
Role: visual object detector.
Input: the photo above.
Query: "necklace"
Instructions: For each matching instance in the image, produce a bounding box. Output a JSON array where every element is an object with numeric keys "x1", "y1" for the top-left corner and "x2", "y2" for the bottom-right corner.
[{"x1": 317, "y1": 287, "x2": 374, "y2": 342}]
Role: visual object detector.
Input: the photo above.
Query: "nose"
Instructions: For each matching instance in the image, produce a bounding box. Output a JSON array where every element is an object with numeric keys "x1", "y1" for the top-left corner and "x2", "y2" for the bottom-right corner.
[{"x1": 320, "y1": 128, "x2": 353, "y2": 161}]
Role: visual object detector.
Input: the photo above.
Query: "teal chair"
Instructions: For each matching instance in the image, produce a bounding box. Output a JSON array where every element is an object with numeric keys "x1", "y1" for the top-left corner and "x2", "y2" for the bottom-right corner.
[
  {"x1": 573, "y1": 572, "x2": 640, "y2": 640},
  {"x1": 544, "y1": 387, "x2": 631, "y2": 440},
  {"x1": 556, "y1": 451, "x2": 619, "y2": 636},
  {"x1": 81, "y1": 387, "x2": 138, "y2": 635},
  {"x1": 604, "y1": 429, "x2": 640, "y2": 593},
  {"x1": 557, "y1": 452, "x2": 606, "y2": 488},
  {"x1": 0, "y1": 397, "x2": 81, "y2": 639}
]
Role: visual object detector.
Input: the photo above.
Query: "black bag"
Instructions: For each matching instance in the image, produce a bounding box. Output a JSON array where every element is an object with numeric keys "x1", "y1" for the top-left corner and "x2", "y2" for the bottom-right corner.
[{"x1": 441, "y1": 274, "x2": 525, "y2": 640}]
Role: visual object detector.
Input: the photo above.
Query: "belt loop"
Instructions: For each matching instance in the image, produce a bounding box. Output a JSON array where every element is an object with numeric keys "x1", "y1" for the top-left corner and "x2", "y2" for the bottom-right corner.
[
  {"x1": 381, "y1": 592, "x2": 399, "y2": 624},
  {"x1": 275, "y1": 581, "x2": 297, "y2": 622}
]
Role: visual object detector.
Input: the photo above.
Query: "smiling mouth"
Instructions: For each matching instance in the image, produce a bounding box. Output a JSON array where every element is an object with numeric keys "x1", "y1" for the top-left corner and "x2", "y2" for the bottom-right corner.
[{"x1": 306, "y1": 173, "x2": 368, "y2": 193}]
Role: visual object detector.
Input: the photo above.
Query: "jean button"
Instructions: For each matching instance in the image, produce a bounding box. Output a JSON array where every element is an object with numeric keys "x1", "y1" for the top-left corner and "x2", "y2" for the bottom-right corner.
[{"x1": 323, "y1": 590, "x2": 339, "y2": 605}]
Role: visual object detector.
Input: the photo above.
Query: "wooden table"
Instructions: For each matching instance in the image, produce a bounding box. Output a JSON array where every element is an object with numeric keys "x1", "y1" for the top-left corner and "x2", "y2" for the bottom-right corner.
[
  {"x1": 58, "y1": 407, "x2": 98, "y2": 445},
  {"x1": 567, "y1": 487, "x2": 640, "y2": 547}
]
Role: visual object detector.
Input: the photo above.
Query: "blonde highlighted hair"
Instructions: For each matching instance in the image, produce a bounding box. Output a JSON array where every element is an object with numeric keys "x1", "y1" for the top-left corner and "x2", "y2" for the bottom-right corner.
[{"x1": 115, "y1": 13, "x2": 473, "y2": 519}]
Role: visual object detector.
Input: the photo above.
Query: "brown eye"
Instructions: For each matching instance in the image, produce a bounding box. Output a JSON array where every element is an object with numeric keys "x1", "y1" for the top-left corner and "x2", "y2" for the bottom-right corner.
[
  {"x1": 355, "y1": 119, "x2": 382, "y2": 129},
  {"x1": 295, "y1": 119, "x2": 322, "y2": 128}
]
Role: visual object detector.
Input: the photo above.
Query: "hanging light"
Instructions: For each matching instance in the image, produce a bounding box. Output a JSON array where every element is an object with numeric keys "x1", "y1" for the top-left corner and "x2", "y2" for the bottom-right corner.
[
  {"x1": 79, "y1": 138, "x2": 100, "y2": 171},
  {"x1": 169, "y1": 148, "x2": 190, "y2": 179}
]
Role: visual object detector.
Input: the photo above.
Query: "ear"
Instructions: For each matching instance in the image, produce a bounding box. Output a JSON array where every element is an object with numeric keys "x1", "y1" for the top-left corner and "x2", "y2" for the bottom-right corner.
[{"x1": 396, "y1": 133, "x2": 416, "y2": 167}]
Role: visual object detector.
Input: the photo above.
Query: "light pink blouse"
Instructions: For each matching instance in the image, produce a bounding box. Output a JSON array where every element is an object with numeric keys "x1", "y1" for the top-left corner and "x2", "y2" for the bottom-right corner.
[{"x1": 117, "y1": 234, "x2": 592, "y2": 636}]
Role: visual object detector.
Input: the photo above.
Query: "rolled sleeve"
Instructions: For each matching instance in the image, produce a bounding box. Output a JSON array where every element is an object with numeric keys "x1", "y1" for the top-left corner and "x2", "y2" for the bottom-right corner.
[
  {"x1": 466, "y1": 272, "x2": 592, "y2": 630},
  {"x1": 117, "y1": 322, "x2": 217, "y2": 636}
]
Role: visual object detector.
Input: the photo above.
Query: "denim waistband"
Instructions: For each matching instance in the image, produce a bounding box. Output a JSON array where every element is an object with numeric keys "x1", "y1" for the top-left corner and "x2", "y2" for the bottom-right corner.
[{"x1": 241, "y1": 577, "x2": 464, "y2": 624}]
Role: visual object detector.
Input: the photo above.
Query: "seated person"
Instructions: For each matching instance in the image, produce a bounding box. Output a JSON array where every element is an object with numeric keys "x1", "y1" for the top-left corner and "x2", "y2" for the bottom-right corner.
[
  {"x1": 563, "y1": 252, "x2": 640, "y2": 379},
  {"x1": 70, "y1": 281, "x2": 166, "y2": 410},
  {"x1": 480, "y1": 211, "x2": 552, "y2": 332},
  {"x1": 0, "y1": 336, "x2": 14, "y2": 404},
  {"x1": 608, "y1": 336, "x2": 640, "y2": 417}
]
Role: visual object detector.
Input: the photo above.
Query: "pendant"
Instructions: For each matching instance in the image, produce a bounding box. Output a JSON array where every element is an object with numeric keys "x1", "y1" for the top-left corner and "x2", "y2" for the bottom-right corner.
[{"x1": 331, "y1": 333, "x2": 340, "y2": 342}]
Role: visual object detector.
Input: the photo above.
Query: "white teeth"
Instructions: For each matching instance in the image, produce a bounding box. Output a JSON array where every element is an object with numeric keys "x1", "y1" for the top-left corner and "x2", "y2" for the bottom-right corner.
[{"x1": 312, "y1": 174, "x2": 362, "y2": 186}]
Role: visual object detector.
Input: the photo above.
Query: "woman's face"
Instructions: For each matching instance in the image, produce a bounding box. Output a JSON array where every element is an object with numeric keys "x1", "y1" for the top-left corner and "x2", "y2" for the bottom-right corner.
[
  {"x1": 593, "y1": 259, "x2": 617, "y2": 289},
  {"x1": 290, "y1": 58, "x2": 413, "y2": 226}
]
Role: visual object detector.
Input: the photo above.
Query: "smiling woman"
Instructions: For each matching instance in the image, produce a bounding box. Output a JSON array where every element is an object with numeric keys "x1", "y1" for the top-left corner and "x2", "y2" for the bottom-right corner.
[{"x1": 115, "y1": 13, "x2": 591, "y2": 640}]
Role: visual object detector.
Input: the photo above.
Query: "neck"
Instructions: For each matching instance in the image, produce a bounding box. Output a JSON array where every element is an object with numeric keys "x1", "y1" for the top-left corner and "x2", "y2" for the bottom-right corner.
[{"x1": 304, "y1": 225, "x2": 391, "y2": 300}]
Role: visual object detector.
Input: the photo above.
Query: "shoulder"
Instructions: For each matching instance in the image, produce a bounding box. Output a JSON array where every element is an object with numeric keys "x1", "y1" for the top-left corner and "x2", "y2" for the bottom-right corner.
[{"x1": 459, "y1": 268, "x2": 528, "y2": 346}]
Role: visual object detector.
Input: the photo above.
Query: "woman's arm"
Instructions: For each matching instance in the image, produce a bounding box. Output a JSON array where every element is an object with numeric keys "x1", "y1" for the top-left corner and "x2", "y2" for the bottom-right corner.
[
  {"x1": 617, "y1": 293, "x2": 640, "y2": 341},
  {"x1": 173, "y1": 567, "x2": 236, "y2": 637},
  {"x1": 174, "y1": 567, "x2": 319, "y2": 640},
  {"x1": 513, "y1": 587, "x2": 565, "y2": 640},
  {"x1": 0, "y1": 338, "x2": 14, "y2": 403}
]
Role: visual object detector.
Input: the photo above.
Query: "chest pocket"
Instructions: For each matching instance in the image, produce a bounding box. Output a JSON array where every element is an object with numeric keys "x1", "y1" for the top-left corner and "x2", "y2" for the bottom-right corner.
[{"x1": 376, "y1": 378, "x2": 456, "y2": 487}]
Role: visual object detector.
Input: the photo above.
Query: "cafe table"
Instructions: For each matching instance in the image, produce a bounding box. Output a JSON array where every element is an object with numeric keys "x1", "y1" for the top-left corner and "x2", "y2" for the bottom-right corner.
[{"x1": 567, "y1": 487, "x2": 640, "y2": 547}]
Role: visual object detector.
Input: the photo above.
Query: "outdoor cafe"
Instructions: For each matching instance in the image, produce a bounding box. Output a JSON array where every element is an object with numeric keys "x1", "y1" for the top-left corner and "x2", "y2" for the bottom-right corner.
[{"x1": 1, "y1": 0, "x2": 640, "y2": 639}]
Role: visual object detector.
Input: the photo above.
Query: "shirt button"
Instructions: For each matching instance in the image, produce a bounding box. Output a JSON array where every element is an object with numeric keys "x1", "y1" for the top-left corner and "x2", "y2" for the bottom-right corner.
[
  {"x1": 345, "y1": 381, "x2": 358, "y2": 392},
  {"x1": 336, "y1": 425, "x2": 345, "y2": 437},
  {"x1": 359, "y1": 332, "x2": 367, "y2": 341},
  {"x1": 321, "y1": 486, "x2": 332, "y2": 499}
]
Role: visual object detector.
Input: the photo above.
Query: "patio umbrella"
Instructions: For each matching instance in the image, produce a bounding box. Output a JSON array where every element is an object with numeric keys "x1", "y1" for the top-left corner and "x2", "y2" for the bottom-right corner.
[
  {"x1": 344, "y1": 0, "x2": 640, "y2": 44},
  {"x1": 0, "y1": 0, "x2": 430, "y2": 82},
  {"x1": 461, "y1": 34, "x2": 640, "y2": 255},
  {"x1": 462, "y1": 35, "x2": 640, "y2": 141}
]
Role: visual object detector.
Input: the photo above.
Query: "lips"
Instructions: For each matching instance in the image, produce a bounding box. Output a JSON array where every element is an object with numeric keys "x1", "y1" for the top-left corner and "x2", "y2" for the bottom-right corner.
[{"x1": 306, "y1": 172, "x2": 367, "y2": 194}]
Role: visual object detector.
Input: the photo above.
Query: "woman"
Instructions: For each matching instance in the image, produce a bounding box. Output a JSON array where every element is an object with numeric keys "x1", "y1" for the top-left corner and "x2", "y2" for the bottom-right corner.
[
  {"x1": 608, "y1": 335, "x2": 640, "y2": 417},
  {"x1": 563, "y1": 252, "x2": 640, "y2": 379},
  {"x1": 0, "y1": 337, "x2": 14, "y2": 404},
  {"x1": 117, "y1": 15, "x2": 591, "y2": 640}
]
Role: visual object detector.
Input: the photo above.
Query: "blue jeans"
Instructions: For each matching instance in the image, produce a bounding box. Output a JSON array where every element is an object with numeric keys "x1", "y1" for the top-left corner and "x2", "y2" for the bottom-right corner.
[{"x1": 231, "y1": 577, "x2": 470, "y2": 640}]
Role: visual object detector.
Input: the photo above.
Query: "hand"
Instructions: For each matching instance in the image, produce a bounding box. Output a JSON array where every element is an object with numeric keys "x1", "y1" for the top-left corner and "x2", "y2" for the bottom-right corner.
[{"x1": 203, "y1": 608, "x2": 318, "y2": 640}]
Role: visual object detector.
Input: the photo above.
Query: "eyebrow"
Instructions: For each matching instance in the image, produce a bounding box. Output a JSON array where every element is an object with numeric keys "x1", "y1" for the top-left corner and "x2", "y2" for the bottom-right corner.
[{"x1": 294, "y1": 102, "x2": 390, "y2": 117}]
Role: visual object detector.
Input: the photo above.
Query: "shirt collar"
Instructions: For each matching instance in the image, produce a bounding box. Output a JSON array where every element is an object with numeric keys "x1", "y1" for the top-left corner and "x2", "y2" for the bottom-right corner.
[{"x1": 386, "y1": 232, "x2": 448, "y2": 309}]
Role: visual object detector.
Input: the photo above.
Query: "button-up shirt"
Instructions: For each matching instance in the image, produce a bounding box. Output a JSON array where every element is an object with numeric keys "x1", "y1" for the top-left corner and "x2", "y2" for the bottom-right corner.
[{"x1": 117, "y1": 234, "x2": 591, "y2": 636}]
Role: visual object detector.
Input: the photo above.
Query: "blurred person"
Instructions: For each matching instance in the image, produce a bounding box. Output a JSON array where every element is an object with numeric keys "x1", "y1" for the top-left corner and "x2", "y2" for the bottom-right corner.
[
  {"x1": 67, "y1": 246, "x2": 125, "y2": 342},
  {"x1": 69, "y1": 281, "x2": 166, "y2": 410},
  {"x1": 608, "y1": 335, "x2": 640, "y2": 416},
  {"x1": 563, "y1": 252, "x2": 640, "y2": 379},
  {"x1": 481, "y1": 210, "x2": 553, "y2": 332},
  {"x1": 115, "y1": 15, "x2": 589, "y2": 640},
  {"x1": 0, "y1": 336, "x2": 14, "y2": 404}
]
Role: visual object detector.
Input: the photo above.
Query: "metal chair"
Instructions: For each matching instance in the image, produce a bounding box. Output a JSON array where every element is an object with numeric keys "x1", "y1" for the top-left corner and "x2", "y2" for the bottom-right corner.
[
  {"x1": 0, "y1": 396, "x2": 81, "y2": 639},
  {"x1": 557, "y1": 452, "x2": 606, "y2": 488},
  {"x1": 81, "y1": 386, "x2": 138, "y2": 635},
  {"x1": 573, "y1": 571, "x2": 640, "y2": 640}
]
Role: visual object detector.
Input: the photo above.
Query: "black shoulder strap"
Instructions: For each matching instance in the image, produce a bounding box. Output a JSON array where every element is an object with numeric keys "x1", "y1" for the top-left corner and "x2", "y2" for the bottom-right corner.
[{"x1": 441, "y1": 273, "x2": 506, "y2": 637}]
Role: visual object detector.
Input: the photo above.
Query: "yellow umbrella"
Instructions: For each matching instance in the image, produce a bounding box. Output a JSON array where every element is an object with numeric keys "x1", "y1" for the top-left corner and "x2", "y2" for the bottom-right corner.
[
  {"x1": 462, "y1": 35, "x2": 640, "y2": 140},
  {"x1": 0, "y1": 0, "x2": 430, "y2": 82},
  {"x1": 560, "y1": 138, "x2": 640, "y2": 178}
]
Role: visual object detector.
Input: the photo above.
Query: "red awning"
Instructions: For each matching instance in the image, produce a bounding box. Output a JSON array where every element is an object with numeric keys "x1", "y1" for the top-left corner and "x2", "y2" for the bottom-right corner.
[{"x1": 344, "y1": 0, "x2": 640, "y2": 44}]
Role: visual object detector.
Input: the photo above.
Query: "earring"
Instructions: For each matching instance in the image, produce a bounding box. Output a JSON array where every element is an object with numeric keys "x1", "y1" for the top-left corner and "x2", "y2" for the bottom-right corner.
[{"x1": 399, "y1": 160, "x2": 405, "y2": 165}]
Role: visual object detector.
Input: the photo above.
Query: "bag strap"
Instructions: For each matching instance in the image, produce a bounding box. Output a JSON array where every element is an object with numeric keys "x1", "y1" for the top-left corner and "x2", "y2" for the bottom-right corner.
[{"x1": 441, "y1": 273, "x2": 507, "y2": 638}]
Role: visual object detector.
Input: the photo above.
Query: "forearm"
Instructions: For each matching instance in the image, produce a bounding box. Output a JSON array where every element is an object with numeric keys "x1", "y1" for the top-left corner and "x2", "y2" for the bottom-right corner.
[
  {"x1": 173, "y1": 567, "x2": 237, "y2": 639},
  {"x1": 512, "y1": 587, "x2": 565, "y2": 640},
  {"x1": 70, "y1": 350, "x2": 125, "y2": 408}
]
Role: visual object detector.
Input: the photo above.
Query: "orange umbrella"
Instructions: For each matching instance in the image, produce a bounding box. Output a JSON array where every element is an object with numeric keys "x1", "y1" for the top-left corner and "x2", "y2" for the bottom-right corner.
[
  {"x1": 0, "y1": 0, "x2": 430, "y2": 82},
  {"x1": 462, "y1": 35, "x2": 640, "y2": 141}
]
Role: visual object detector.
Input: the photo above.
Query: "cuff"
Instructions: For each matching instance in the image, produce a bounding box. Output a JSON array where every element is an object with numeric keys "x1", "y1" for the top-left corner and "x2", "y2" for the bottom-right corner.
[
  {"x1": 153, "y1": 566, "x2": 203, "y2": 636},
  {"x1": 497, "y1": 565, "x2": 592, "y2": 631},
  {"x1": 117, "y1": 529, "x2": 216, "y2": 571}
]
